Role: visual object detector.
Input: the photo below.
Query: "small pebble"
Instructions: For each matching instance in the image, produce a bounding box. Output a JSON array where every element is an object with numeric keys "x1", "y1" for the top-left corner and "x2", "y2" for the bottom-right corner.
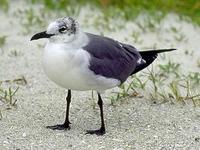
[{"x1": 22, "y1": 133, "x2": 26, "y2": 137}]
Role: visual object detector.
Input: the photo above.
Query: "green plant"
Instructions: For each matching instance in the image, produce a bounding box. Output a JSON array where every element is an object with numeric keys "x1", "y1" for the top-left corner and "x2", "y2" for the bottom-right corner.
[
  {"x1": 168, "y1": 81, "x2": 184, "y2": 103},
  {"x1": 109, "y1": 78, "x2": 142, "y2": 105},
  {"x1": 20, "y1": 8, "x2": 44, "y2": 33},
  {"x1": 90, "y1": 90, "x2": 96, "y2": 109},
  {"x1": 109, "y1": 60, "x2": 200, "y2": 106},
  {"x1": 0, "y1": 85, "x2": 19, "y2": 108},
  {"x1": 8, "y1": 49, "x2": 22, "y2": 57},
  {"x1": 158, "y1": 61, "x2": 180, "y2": 78},
  {"x1": 145, "y1": 66, "x2": 162, "y2": 100},
  {"x1": 170, "y1": 26, "x2": 180, "y2": 33},
  {"x1": 172, "y1": 80, "x2": 200, "y2": 106},
  {"x1": 29, "y1": 0, "x2": 200, "y2": 26},
  {"x1": 0, "y1": 76, "x2": 27, "y2": 119},
  {"x1": 184, "y1": 49, "x2": 193, "y2": 56},
  {"x1": 0, "y1": 84, "x2": 19, "y2": 119},
  {"x1": 131, "y1": 32, "x2": 143, "y2": 44},
  {"x1": 130, "y1": 75, "x2": 148, "y2": 90},
  {"x1": 31, "y1": 0, "x2": 70, "y2": 10},
  {"x1": 197, "y1": 59, "x2": 200, "y2": 68},
  {"x1": 0, "y1": 0, "x2": 9, "y2": 11},
  {"x1": 174, "y1": 33, "x2": 187, "y2": 42},
  {"x1": 187, "y1": 72, "x2": 200, "y2": 87},
  {"x1": 0, "y1": 111, "x2": 2, "y2": 120},
  {"x1": 111, "y1": 84, "x2": 130, "y2": 102},
  {"x1": 2, "y1": 76, "x2": 27, "y2": 85},
  {"x1": 0, "y1": 36, "x2": 6, "y2": 47}
]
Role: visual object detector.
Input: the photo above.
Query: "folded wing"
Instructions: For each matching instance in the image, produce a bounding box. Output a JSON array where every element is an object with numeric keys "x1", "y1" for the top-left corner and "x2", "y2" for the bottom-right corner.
[{"x1": 83, "y1": 33, "x2": 142, "y2": 83}]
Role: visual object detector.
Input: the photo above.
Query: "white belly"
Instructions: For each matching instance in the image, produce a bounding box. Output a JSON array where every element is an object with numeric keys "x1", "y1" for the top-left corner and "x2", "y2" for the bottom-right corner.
[{"x1": 42, "y1": 44, "x2": 120, "y2": 91}]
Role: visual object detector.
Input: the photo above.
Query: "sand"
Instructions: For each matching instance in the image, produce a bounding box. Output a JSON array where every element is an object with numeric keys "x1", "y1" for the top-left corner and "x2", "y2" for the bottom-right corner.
[{"x1": 0, "y1": 1, "x2": 200, "y2": 150}]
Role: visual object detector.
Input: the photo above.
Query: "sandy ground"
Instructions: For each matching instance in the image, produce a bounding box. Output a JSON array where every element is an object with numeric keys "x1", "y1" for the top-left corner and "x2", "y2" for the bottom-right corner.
[{"x1": 0, "y1": 1, "x2": 200, "y2": 150}]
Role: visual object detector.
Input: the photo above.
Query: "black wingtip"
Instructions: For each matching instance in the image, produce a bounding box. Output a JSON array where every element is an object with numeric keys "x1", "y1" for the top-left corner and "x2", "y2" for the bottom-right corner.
[
  {"x1": 162, "y1": 48, "x2": 177, "y2": 51},
  {"x1": 155, "y1": 48, "x2": 177, "y2": 53},
  {"x1": 140, "y1": 48, "x2": 177, "y2": 53}
]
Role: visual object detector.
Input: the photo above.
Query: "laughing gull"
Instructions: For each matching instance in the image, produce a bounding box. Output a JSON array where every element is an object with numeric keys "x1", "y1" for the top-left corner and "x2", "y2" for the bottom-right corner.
[{"x1": 31, "y1": 17, "x2": 176, "y2": 135}]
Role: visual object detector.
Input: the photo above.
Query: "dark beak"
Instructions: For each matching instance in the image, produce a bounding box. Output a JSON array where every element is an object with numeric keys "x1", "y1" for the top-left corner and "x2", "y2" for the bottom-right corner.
[{"x1": 30, "y1": 31, "x2": 54, "y2": 41}]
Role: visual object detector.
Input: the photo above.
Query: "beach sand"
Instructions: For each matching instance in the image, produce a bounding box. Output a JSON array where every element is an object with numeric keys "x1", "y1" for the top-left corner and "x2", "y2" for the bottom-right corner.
[{"x1": 0, "y1": 2, "x2": 200, "y2": 150}]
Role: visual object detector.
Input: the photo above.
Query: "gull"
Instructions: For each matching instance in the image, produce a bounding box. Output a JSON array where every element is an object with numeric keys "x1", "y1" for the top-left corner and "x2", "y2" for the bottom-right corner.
[{"x1": 31, "y1": 17, "x2": 176, "y2": 135}]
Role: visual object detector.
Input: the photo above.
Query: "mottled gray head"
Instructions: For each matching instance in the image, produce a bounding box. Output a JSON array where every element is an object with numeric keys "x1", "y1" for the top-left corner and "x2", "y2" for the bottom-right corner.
[
  {"x1": 47, "y1": 17, "x2": 77, "y2": 35},
  {"x1": 31, "y1": 17, "x2": 79, "y2": 43}
]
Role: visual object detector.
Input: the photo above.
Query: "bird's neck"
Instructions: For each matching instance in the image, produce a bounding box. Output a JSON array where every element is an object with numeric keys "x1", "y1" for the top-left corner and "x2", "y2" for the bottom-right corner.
[{"x1": 69, "y1": 30, "x2": 89, "y2": 49}]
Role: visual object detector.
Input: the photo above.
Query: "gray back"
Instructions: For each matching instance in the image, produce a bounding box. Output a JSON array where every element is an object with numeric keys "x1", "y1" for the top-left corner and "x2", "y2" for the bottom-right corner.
[{"x1": 83, "y1": 33, "x2": 142, "y2": 83}]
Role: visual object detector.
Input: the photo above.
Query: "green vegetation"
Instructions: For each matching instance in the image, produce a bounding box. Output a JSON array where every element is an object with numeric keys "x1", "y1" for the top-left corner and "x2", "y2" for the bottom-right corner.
[
  {"x1": 0, "y1": 82, "x2": 19, "y2": 119},
  {"x1": 0, "y1": 36, "x2": 6, "y2": 47},
  {"x1": 30, "y1": 0, "x2": 200, "y2": 26},
  {"x1": 187, "y1": 72, "x2": 200, "y2": 86},
  {"x1": 0, "y1": 84, "x2": 19, "y2": 119},
  {"x1": 0, "y1": 0, "x2": 9, "y2": 11},
  {"x1": 0, "y1": 76, "x2": 27, "y2": 119},
  {"x1": 110, "y1": 75, "x2": 146, "y2": 105},
  {"x1": 158, "y1": 61, "x2": 180, "y2": 78},
  {"x1": 16, "y1": 8, "x2": 45, "y2": 34},
  {"x1": 110, "y1": 62, "x2": 200, "y2": 106},
  {"x1": 197, "y1": 59, "x2": 200, "y2": 68},
  {"x1": 3, "y1": 76, "x2": 27, "y2": 85},
  {"x1": 0, "y1": 85, "x2": 19, "y2": 108}
]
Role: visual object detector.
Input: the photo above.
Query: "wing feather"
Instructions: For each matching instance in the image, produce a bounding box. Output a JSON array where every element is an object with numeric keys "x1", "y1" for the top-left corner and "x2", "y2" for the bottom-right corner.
[{"x1": 82, "y1": 33, "x2": 142, "y2": 83}]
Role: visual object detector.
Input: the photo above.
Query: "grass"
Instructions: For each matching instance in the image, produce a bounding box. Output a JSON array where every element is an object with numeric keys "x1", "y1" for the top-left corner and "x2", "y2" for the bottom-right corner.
[
  {"x1": 131, "y1": 32, "x2": 143, "y2": 44},
  {"x1": 0, "y1": 84, "x2": 19, "y2": 119},
  {"x1": 14, "y1": 0, "x2": 199, "y2": 34},
  {"x1": 109, "y1": 74, "x2": 147, "y2": 105},
  {"x1": 174, "y1": 33, "x2": 187, "y2": 42},
  {"x1": 161, "y1": 80, "x2": 200, "y2": 106},
  {"x1": 0, "y1": 36, "x2": 6, "y2": 47},
  {"x1": 0, "y1": 86, "x2": 19, "y2": 108},
  {"x1": 3, "y1": 76, "x2": 27, "y2": 85},
  {"x1": 110, "y1": 62, "x2": 200, "y2": 106},
  {"x1": 0, "y1": 76, "x2": 27, "y2": 119},
  {"x1": 0, "y1": 0, "x2": 9, "y2": 11},
  {"x1": 158, "y1": 61, "x2": 180, "y2": 78},
  {"x1": 8, "y1": 49, "x2": 22, "y2": 57},
  {"x1": 187, "y1": 72, "x2": 200, "y2": 87},
  {"x1": 30, "y1": 0, "x2": 200, "y2": 26},
  {"x1": 197, "y1": 59, "x2": 200, "y2": 68},
  {"x1": 16, "y1": 8, "x2": 45, "y2": 34},
  {"x1": 135, "y1": 13, "x2": 164, "y2": 33}
]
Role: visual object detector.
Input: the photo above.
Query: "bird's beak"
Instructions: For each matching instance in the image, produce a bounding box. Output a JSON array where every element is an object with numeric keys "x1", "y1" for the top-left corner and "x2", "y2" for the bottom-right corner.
[{"x1": 30, "y1": 31, "x2": 54, "y2": 41}]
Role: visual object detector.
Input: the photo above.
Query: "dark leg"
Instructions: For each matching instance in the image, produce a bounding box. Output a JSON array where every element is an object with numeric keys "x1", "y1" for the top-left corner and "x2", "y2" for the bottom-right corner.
[
  {"x1": 86, "y1": 93, "x2": 106, "y2": 135},
  {"x1": 46, "y1": 90, "x2": 71, "y2": 130}
]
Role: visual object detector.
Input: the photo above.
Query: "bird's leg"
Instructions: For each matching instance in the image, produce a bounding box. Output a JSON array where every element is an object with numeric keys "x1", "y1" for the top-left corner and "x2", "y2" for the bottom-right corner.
[
  {"x1": 86, "y1": 93, "x2": 106, "y2": 135},
  {"x1": 46, "y1": 90, "x2": 71, "y2": 130}
]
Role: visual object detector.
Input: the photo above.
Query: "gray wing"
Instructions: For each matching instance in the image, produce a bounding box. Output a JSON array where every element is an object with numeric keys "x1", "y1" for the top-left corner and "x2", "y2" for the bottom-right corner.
[{"x1": 82, "y1": 33, "x2": 142, "y2": 83}]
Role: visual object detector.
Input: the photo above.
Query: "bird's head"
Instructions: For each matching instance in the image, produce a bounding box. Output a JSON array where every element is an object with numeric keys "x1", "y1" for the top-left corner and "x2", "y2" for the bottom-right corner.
[{"x1": 31, "y1": 17, "x2": 79, "y2": 43}]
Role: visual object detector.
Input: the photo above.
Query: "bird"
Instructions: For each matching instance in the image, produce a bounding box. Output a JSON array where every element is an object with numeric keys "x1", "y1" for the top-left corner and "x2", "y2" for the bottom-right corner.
[{"x1": 31, "y1": 16, "x2": 176, "y2": 135}]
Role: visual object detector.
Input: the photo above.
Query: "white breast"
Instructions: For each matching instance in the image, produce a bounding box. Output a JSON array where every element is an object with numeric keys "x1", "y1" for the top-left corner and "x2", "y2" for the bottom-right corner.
[{"x1": 42, "y1": 43, "x2": 120, "y2": 92}]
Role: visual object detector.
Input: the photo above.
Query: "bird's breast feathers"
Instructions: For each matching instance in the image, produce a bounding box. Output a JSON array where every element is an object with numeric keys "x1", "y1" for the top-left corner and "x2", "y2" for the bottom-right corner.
[{"x1": 42, "y1": 43, "x2": 120, "y2": 91}]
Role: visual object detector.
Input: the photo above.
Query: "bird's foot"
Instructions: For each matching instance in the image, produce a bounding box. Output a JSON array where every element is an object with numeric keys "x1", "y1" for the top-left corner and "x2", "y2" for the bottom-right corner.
[
  {"x1": 86, "y1": 127, "x2": 105, "y2": 135},
  {"x1": 46, "y1": 122, "x2": 71, "y2": 130}
]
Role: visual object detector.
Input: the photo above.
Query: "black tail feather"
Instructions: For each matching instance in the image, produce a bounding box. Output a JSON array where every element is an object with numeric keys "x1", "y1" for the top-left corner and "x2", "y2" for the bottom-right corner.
[{"x1": 132, "y1": 48, "x2": 176, "y2": 74}]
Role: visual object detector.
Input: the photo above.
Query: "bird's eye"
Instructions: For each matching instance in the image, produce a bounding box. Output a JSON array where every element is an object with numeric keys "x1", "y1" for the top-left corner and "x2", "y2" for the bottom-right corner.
[{"x1": 59, "y1": 27, "x2": 67, "y2": 33}]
